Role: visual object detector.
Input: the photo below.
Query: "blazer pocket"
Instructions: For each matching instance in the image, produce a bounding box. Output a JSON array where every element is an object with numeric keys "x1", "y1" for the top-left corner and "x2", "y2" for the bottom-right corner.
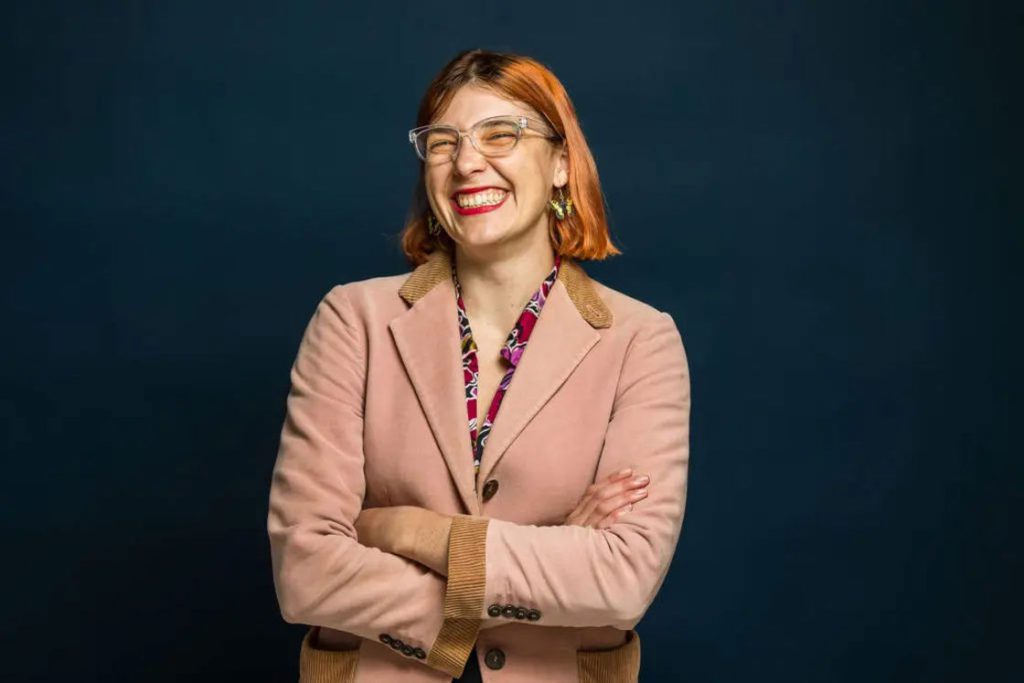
[
  {"x1": 576, "y1": 629, "x2": 642, "y2": 683},
  {"x1": 298, "y1": 626, "x2": 361, "y2": 683}
]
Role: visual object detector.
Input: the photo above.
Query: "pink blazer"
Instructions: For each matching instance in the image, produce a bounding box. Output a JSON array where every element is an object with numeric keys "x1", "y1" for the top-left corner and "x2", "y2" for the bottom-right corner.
[{"x1": 267, "y1": 248, "x2": 692, "y2": 683}]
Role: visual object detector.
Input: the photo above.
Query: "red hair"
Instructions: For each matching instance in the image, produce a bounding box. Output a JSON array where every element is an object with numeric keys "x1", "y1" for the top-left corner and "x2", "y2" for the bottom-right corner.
[{"x1": 398, "y1": 49, "x2": 622, "y2": 266}]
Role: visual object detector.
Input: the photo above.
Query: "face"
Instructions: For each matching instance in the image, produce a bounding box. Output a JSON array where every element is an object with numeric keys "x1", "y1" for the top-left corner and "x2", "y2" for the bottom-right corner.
[{"x1": 423, "y1": 85, "x2": 568, "y2": 255}]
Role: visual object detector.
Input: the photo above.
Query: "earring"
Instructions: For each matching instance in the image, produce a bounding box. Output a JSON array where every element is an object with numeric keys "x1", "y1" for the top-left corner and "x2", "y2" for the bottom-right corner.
[
  {"x1": 548, "y1": 187, "x2": 575, "y2": 221},
  {"x1": 427, "y1": 213, "x2": 442, "y2": 236}
]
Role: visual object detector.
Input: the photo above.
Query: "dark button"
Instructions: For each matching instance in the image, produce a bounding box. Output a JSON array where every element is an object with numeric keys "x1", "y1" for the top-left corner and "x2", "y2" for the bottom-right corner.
[
  {"x1": 501, "y1": 604, "x2": 516, "y2": 618},
  {"x1": 482, "y1": 479, "x2": 500, "y2": 502},
  {"x1": 487, "y1": 604, "x2": 503, "y2": 618},
  {"x1": 527, "y1": 609, "x2": 541, "y2": 621},
  {"x1": 401, "y1": 644, "x2": 414, "y2": 656},
  {"x1": 414, "y1": 647, "x2": 426, "y2": 660},
  {"x1": 484, "y1": 648, "x2": 506, "y2": 670},
  {"x1": 379, "y1": 633, "x2": 392, "y2": 645},
  {"x1": 514, "y1": 607, "x2": 528, "y2": 620},
  {"x1": 390, "y1": 638, "x2": 403, "y2": 650}
]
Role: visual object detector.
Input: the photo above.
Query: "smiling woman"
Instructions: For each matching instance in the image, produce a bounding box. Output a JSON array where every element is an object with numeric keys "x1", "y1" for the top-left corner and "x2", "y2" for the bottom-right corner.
[
  {"x1": 401, "y1": 50, "x2": 619, "y2": 266},
  {"x1": 268, "y1": 48, "x2": 691, "y2": 683}
]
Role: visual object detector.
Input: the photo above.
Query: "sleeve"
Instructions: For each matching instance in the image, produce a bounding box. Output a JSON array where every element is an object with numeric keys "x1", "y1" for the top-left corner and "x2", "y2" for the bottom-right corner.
[
  {"x1": 267, "y1": 285, "x2": 477, "y2": 678},
  {"x1": 442, "y1": 311, "x2": 691, "y2": 630}
]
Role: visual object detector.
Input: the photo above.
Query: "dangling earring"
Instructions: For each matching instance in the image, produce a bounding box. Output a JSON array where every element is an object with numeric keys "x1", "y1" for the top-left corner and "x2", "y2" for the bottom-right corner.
[
  {"x1": 427, "y1": 213, "x2": 442, "y2": 236},
  {"x1": 548, "y1": 187, "x2": 575, "y2": 221}
]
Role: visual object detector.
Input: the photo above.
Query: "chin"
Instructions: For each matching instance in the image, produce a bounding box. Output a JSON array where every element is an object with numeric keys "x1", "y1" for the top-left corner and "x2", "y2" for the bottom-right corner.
[{"x1": 457, "y1": 220, "x2": 517, "y2": 245}]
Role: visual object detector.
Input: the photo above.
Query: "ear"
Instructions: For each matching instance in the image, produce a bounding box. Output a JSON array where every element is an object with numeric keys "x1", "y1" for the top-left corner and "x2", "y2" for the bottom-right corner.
[{"x1": 552, "y1": 143, "x2": 569, "y2": 188}]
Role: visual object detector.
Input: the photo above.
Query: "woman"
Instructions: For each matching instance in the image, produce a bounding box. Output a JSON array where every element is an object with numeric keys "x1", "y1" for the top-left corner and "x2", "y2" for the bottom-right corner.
[{"x1": 268, "y1": 49, "x2": 691, "y2": 683}]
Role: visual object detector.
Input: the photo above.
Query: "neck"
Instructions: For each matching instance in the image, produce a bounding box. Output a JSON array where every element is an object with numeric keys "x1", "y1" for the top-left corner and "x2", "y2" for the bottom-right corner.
[{"x1": 453, "y1": 231, "x2": 557, "y2": 332}]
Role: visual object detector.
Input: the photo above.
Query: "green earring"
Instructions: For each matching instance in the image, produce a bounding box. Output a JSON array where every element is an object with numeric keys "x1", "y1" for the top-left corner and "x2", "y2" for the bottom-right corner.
[
  {"x1": 427, "y1": 213, "x2": 442, "y2": 236},
  {"x1": 548, "y1": 187, "x2": 574, "y2": 221}
]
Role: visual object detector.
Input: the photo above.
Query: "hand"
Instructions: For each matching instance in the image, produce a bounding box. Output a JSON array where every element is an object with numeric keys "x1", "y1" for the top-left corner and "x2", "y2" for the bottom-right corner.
[
  {"x1": 354, "y1": 506, "x2": 451, "y2": 576},
  {"x1": 563, "y1": 468, "x2": 650, "y2": 529},
  {"x1": 354, "y1": 505, "x2": 414, "y2": 555}
]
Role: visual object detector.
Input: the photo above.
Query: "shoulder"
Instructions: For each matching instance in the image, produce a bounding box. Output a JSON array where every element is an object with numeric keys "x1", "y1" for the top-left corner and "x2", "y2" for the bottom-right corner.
[
  {"x1": 293, "y1": 271, "x2": 410, "y2": 342},
  {"x1": 584, "y1": 272, "x2": 681, "y2": 338},
  {"x1": 583, "y1": 272, "x2": 690, "y2": 379},
  {"x1": 322, "y1": 271, "x2": 409, "y2": 311}
]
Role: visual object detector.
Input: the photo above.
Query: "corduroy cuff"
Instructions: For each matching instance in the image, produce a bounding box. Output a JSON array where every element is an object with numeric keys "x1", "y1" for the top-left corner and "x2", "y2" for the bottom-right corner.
[{"x1": 426, "y1": 514, "x2": 490, "y2": 677}]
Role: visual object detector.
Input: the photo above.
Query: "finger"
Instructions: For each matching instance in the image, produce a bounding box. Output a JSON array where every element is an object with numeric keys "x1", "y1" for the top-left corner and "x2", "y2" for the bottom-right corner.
[
  {"x1": 586, "y1": 487, "x2": 647, "y2": 525},
  {"x1": 576, "y1": 474, "x2": 650, "y2": 522},
  {"x1": 565, "y1": 471, "x2": 645, "y2": 526},
  {"x1": 594, "y1": 497, "x2": 645, "y2": 529},
  {"x1": 579, "y1": 468, "x2": 634, "y2": 503},
  {"x1": 579, "y1": 502, "x2": 630, "y2": 529},
  {"x1": 607, "y1": 467, "x2": 634, "y2": 482},
  {"x1": 573, "y1": 489, "x2": 644, "y2": 529},
  {"x1": 596, "y1": 505, "x2": 631, "y2": 529}
]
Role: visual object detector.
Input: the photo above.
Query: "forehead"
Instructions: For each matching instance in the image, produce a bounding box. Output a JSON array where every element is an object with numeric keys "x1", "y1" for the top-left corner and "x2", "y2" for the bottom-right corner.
[{"x1": 432, "y1": 85, "x2": 536, "y2": 127}]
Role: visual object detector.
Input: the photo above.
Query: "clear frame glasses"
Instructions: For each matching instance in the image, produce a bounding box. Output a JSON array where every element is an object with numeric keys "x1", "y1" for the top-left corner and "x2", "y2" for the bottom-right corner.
[{"x1": 408, "y1": 115, "x2": 562, "y2": 164}]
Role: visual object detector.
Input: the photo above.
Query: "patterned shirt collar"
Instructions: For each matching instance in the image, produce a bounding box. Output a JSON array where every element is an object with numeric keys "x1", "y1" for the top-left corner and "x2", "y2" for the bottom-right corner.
[{"x1": 451, "y1": 252, "x2": 562, "y2": 367}]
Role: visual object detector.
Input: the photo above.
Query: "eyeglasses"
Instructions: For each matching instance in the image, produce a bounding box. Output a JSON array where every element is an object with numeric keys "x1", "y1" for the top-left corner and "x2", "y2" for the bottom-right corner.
[{"x1": 408, "y1": 115, "x2": 562, "y2": 164}]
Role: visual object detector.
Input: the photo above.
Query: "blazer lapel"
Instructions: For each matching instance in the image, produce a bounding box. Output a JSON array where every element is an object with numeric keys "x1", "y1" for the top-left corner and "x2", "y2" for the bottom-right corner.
[
  {"x1": 389, "y1": 271, "x2": 480, "y2": 515},
  {"x1": 390, "y1": 249, "x2": 613, "y2": 513},
  {"x1": 474, "y1": 277, "x2": 602, "y2": 487}
]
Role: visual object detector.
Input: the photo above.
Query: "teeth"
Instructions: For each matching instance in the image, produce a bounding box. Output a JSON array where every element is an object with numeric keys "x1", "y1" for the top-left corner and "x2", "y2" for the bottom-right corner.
[{"x1": 456, "y1": 189, "x2": 507, "y2": 208}]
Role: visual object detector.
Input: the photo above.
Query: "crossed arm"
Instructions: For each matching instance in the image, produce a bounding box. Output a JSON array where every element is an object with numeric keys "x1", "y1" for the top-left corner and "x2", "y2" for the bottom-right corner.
[
  {"x1": 353, "y1": 466, "x2": 650, "y2": 578},
  {"x1": 354, "y1": 506, "x2": 453, "y2": 576},
  {"x1": 268, "y1": 285, "x2": 690, "y2": 678}
]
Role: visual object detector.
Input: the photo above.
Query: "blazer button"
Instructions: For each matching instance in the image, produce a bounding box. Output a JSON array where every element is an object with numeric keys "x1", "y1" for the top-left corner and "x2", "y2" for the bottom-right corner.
[
  {"x1": 501, "y1": 604, "x2": 516, "y2": 618},
  {"x1": 379, "y1": 633, "x2": 392, "y2": 645},
  {"x1": 390, "y1": 638, "x2": 403, "y2": 650},
  {"x1": 514, "y1": 607, "x2": 528, "y2": 620},
  {"x1": 527, "y1": 609, "x2": 541, "y2": 622},
  {"x1": 484, "y1": 648, "x2": 506, "y2": 670},
  {"x1": 482, "y1": 479, "x2": 500, "y2": 502},
  {"x1": 401, "y1": 644, "x2": 415, "y2": 656},
  {"x1": 414, "y1": 647, "x2": 426, "y2": 659},
  {"x1": 487, "y1": 604, "x2": 503, "y2": 618}
]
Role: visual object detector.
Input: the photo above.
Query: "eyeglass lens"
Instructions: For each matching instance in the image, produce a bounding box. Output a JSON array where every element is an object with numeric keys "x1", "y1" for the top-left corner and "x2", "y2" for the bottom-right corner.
[{"x1": 415, "y1": 118, "x2": 522, "y2": 161}]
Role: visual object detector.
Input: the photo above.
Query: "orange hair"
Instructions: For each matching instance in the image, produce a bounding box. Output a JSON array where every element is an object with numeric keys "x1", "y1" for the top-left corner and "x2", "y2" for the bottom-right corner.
[{"x1": 398, "y1": 49, "x2": 622, "y2": 266}]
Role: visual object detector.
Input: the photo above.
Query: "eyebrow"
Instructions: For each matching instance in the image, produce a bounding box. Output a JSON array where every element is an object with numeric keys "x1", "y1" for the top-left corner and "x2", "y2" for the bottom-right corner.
[{"x1": 429, "y1": 114, "x2": 528, "y2": 128}]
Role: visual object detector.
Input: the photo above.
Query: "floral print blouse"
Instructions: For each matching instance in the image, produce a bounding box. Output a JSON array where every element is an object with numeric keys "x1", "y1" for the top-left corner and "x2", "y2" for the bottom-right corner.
[{"x1": 452, "y1": 253, "x2": 563, "y2": 474}]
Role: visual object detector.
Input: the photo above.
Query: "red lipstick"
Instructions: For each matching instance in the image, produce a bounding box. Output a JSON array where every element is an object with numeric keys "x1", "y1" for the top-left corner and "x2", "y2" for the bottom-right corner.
[{"x1": 449, "y1": 186, "x2": 509, "y2": 216}]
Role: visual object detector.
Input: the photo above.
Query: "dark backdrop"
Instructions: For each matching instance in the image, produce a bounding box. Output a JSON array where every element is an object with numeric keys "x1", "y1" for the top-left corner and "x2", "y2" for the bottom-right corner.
[{"x1": 2, "y1": 1, "x2": 1018, "y2": 681}]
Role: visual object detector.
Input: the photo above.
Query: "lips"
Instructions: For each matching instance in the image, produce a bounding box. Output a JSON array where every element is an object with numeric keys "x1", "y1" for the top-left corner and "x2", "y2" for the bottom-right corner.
[
  {"x1": 449, "y1": 186, "x2": 510, "y2": 216},
  {"x1": 448, "y1": 185, "x2": 508, "y2": 201}
]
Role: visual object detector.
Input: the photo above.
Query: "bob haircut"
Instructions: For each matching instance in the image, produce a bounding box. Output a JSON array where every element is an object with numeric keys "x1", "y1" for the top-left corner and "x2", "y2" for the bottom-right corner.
[{"x1": 399, "y1": 49, "x2": 622, "y2": 266}]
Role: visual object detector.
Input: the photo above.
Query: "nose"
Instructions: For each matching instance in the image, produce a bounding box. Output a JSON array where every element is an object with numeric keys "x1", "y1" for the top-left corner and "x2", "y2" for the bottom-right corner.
[{"x1": 453, "y1": 134, "x2": 487, "y2": 176}]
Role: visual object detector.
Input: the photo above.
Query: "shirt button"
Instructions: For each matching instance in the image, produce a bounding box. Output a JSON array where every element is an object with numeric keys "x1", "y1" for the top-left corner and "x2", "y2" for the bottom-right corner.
[
  {"x1": 482, "y1": 479, "x2": 500, "y2": 502},
  {"x1": 527, "y1": 609, "x2": 541, "y2": 622},
  {"x1": 487, "y1": 604, "x2": 503, "y2": 617},
  {"x1": 484, "y1": 648, "x2": 506, "y2": 670}
]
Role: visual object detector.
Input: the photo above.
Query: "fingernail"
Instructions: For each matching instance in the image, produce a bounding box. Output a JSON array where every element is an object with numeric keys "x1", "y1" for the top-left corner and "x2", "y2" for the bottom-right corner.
[
  {"x1": 631, "y1": 488, "x2": 647, "y2": 499},
  {"x1": 617, "y1": 467, "x2": 633, "y2": 477},
  {"x1": 633, "y1": 475, "x2": 650, "y2": 485}
]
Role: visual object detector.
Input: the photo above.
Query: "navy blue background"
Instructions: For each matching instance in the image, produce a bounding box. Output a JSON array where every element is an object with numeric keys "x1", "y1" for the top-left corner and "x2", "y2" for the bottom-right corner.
[{"x1": 2, "y1": 1, "x2": 1018, "y2": 680}]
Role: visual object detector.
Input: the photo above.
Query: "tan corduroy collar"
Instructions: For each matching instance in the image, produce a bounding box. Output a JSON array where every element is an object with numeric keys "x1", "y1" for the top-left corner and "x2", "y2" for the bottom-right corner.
[{"x1": 398, "y1": 249, "x2": 613, "y2": 329}]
